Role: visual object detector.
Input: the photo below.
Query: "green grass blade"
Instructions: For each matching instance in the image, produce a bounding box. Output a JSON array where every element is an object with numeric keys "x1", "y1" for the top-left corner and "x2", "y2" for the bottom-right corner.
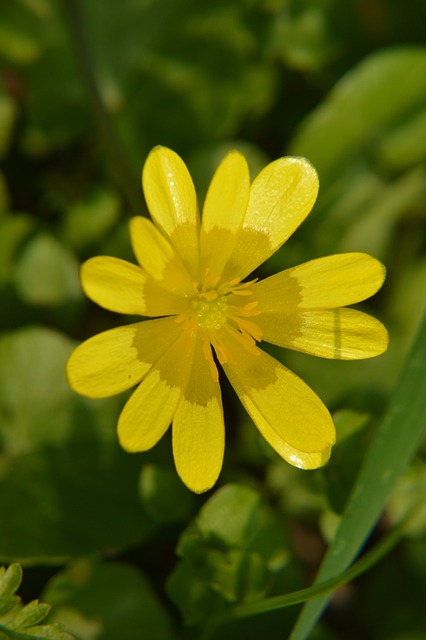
[{"x1": 289, "y1": 310, "x2": 426, "y2": 640}]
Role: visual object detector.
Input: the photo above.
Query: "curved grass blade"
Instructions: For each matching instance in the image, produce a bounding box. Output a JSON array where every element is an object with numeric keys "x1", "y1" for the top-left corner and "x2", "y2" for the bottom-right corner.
[
  {"x1": 211, "y1": 511, "x2": 408, "y2": 623},
  {"x1": 289, "y1": 310, "x2": 426, "y2": 639}
]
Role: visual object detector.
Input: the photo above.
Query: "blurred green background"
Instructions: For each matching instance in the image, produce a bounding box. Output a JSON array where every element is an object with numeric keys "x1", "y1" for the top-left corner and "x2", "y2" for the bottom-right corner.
[{"x1": 1, "y1": 1, "x2": 426, "y2": 639}]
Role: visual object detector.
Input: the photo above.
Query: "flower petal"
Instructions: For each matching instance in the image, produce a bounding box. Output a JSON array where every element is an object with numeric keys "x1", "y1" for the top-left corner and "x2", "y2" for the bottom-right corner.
[
  {"x1": 257, "y1": 308, "x2": 389, "y2": 359},
  {"x1": 173, "y1": 337, "x2": 224, "y2": 493},
  {"x1": 253, "y1": 253, "x2": 386, "y2": 310},
  {"x1": 66, "y1": 317, "x2": 182, "y2": 398},
  {"x1": 200, "y1": 151, "x2": 250, "y2": 280},
  {"x1": 142, "y1": 146, "x2": 200, "y2": 278},
  {"x1": 221, "y1": 336, "x2": 335, "y2": 469},
  {"x1": 222, "y1": 157, "x2": 318, "y2": 282},
  {"x1": 129, "y1": 217, "x2": 195, "y2": 297},
  {"x1": 118, "y1": 330, "x2": 194, "y2": 452},
  {"x1": 81, "y1": 256, "x2": 187, "y2": 316}
]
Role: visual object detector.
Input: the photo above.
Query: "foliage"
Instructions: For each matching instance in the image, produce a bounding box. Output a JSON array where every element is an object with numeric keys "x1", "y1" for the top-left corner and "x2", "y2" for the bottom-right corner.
[{"x1": 0, "y1": 563, "x2": 74, "y2": 639}]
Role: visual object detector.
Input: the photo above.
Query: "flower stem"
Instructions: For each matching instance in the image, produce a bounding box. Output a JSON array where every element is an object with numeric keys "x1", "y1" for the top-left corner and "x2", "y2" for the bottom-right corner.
[
  {"x1": 61, "y1": 0, "x2": 145, "y2": 214},
  {"x1": 212, "y1": 513, "x2": 411, "y2": 626}
]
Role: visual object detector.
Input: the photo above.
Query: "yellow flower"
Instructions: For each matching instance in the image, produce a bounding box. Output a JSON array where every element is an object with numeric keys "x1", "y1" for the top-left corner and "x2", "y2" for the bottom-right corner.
[{"x1": 67, "y1": 146, "x2": 388, "y2": 493}]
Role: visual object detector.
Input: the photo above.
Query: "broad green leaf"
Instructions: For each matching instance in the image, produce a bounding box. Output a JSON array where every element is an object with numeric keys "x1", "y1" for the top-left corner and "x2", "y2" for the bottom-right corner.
[
  {"x1": 211, "y1": 513, "x2": 408, "y2": 626},
  {"x1": 0, "y1": 327, "x2": 155, "y2": 562},
  {"x1": 166, "y1": 563, "x2": 213, "y2": 627},
  {"x1": 61, "y1": 189, "x2": 121, "y2": 251},
  {"x1": 290, "y1": 47, "x2": 426, "y2": 256},
  {"x1": 188, "y1": 548, "x2": 269, "y2": 604},
  {"x1": 291, "y1": 47, "x2": 426, "y2": 187},
  {"x1": 13, "y1": 233, "x2": 81, "y2": 307},
  {"x1": 289, "y1": 309, "x2": 426, "y2": 639},
  {"x1": 338, "y1": 166, "x2": 426, "y2": 257},
  {"x1": 196, "y1": 485, "x2": 261, "y2": 548},
  {"x1": 168, "y1": 485, "x2": 289, "y2": 625},
  {"x1": 376, "y1": 109, "x2": 426, "y2": 171},
  {"x1": 43, "y1": 560, "x2": 175, "y2": 640}
]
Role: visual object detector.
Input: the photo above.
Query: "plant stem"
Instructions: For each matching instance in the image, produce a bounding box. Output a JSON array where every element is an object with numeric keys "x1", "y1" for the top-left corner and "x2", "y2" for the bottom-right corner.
[{"x1": 212, "y1": 514, "x2": 410, "y2": 626}]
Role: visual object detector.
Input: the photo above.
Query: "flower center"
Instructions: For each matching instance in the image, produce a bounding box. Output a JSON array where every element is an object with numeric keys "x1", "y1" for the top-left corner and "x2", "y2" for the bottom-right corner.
[
  {"x1": 176, "y1": 275, "x2": 263, "y2": 376},
  {"x1": 190, "y1": 293, "x2": 227, "y2": 330}
]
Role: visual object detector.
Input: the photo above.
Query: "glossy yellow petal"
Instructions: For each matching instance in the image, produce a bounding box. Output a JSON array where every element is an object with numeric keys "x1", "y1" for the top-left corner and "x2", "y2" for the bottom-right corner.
[
  {"x1": 173, "y1": 337, "x2": 224, "y2": 493},
  {"x1": 221, "y1": 335, "x2": 335, "y2": 468},
  {"x1": 66, "y1": 317, "x2": 182, "y2": 398},
  {"x1": 81, "y1": 256, "x2": 187, "y2": 316},
  {"x1": 255, "y1": 417, "x2": 332, "y2": 469},
  {"x1": 142, "y1": 146, "x2": 200, "y2": 278},
  {"x1": 118, "y1": 331, "x2": 194, "y2": 452},
  {"x1": 222, "y1": 157, "x2": 318, "y2": 282},
  {"x1": 200, "y1": 151, "x2": 250, "y2": 279},
  {"x1": 130, "y1": 216, "x2": 195, "y2": 296},
  {"x1": 257, "y1": 308, "x2": 389, "y2": 359},
  {"x1": 253, "y1": 253, "x2": 386, "y2": 311}
]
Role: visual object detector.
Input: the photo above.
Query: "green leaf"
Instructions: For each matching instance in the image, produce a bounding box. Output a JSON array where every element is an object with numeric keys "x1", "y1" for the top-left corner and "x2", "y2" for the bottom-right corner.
[
  {"x1": 0, "y1": 564, "x2": 23, "y2": 600},
  {"x1": 61, "y1": 188, "x2": 121, "y2": 252},
  {"x1": 166, "y1": 563, "x2": 214, "y2": 627},
  {"x1": 196, "y1": 485, "x2": 261, "y2": 548},
  {"x1": 8, "y1": 626, "x2": 75, "y2": 639},
  {"x1": 290, "y1": 47, "x2": 426, "y2": 256},
  {"x1": 291, "y1": 47, "x2": 426, "y2": 187},
  {"x1": 7, "y1": 602, "x2": 51, "y2": 630},
  {"x1": 271, "y1": 4, "x2": 335, "y2": 71},
  {"x1": 0, "y1": 327, "x2": 155, "y2": 562},
  {"x1": 376, "y1": 109, "x2": 426, "y2": 171},
  {"x1": 288, "y1": 309, "x2": 426, "y2": 639},
  {"x1": 189, "y1": 548, "x2": 269, "y2": 604},
  {"x1": 0, "y1": 564, "x2": 22, "y2": 616},
  {"x1": 13, "y1": 233, "x2": 81, "y2": 307},
  {"x1": 0, "y1": 564, "x2": 74, "y2": 640},
  {"x1": 168, "y1": 485, "x2": 289, "y2": 625},
  {"x1": 42, "y1": 560, "x2": 175, "y2": 640},
  {"x1": 213, "y1": 513, "x2": 408, "y2": 625}
]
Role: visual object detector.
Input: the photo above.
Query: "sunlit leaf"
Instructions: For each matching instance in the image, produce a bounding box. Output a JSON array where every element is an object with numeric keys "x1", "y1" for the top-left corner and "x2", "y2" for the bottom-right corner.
[
  {"x1": 43, "y1": 560, "x2": 175, "y2": 640},
  {"x1": 0, "y1": 327, "x2": 155, "y2": 562},
  {"x1": 13, "y1": 233, "x2": 81, "y2": 307},
  {"x1": 0, "y1": 563, "x2": 74, "y2": 640}
]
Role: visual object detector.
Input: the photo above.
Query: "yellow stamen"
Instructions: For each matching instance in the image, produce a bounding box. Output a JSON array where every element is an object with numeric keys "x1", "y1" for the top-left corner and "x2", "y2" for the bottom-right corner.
[{"x1": 175, "y1": 275, "x2": 263, "y2": 376}]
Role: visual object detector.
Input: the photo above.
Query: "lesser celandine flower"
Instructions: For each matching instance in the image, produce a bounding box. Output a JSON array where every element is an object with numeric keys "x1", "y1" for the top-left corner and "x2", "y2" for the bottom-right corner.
[{"x1": 67, "y1": 146, "x2": 388, "y2": 493}]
